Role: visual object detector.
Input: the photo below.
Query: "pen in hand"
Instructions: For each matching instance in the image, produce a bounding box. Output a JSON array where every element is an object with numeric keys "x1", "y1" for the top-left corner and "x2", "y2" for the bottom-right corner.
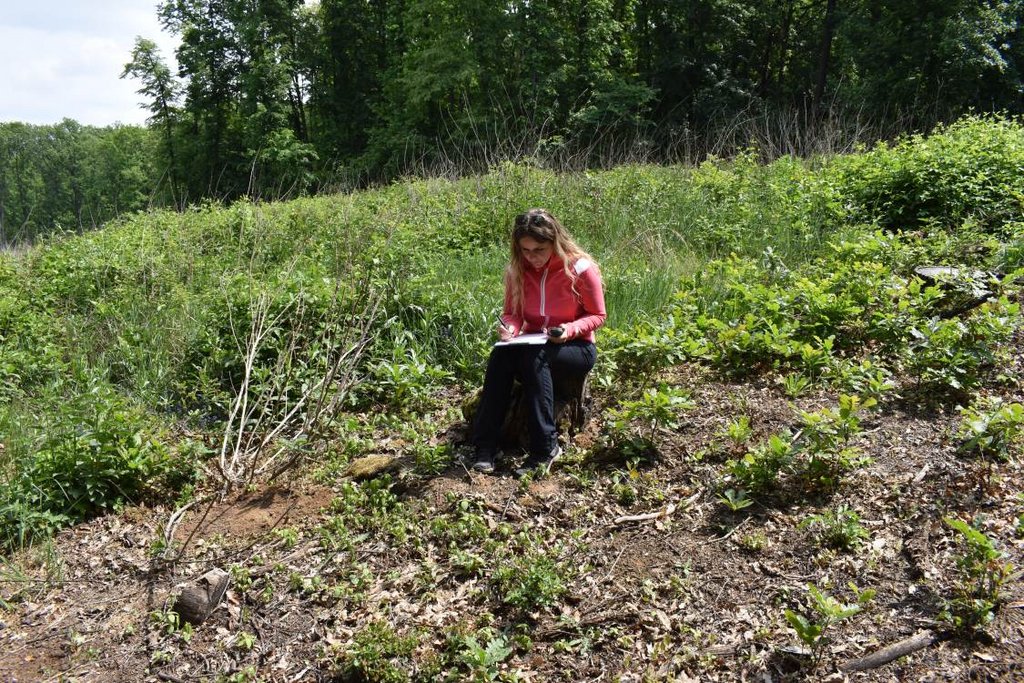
[{"x1": 496, "y1": 315, "x2": 515, "y2": 340}]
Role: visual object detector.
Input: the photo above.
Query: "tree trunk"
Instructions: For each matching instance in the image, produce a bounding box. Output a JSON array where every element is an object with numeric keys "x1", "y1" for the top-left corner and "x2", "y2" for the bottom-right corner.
[{"x1": 812, "y1": 0, "x2": 839, "y2": 116}]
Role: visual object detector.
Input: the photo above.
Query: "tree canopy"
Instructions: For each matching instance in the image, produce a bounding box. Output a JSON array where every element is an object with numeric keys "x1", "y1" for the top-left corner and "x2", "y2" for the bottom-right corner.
[{"x1": 3, "y1": 0, "x2": 1023, "y2": 242}]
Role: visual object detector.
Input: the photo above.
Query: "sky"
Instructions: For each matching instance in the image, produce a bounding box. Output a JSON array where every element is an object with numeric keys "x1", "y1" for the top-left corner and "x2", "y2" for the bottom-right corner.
[{"x1": 0, "y1": 1, "x2": 179, "y2": 127}]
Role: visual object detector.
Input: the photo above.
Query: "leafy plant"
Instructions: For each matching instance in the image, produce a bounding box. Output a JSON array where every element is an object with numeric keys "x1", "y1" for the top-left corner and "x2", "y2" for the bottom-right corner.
[
  {"x1": 718, "y1": 488, "x2": 754, "y2": 512},
  {"x1": 727, "y1": 433, "x2": 794, "y2": 496},
  {"x1": 336, "y1": 621, "x2": 417, "y2": 683},
  {"x1": 785, "y1": 583, "x2": 874, "y2": 666},
  {"x1": 458, "y1": 634, "x2": 514, "y2": 682},
  {"x1": 492, "y1": 535, "x2": 569, "y2": 611},
  {"x1": 941, "y1": 517, "x2": 1014, "y2": 633},
  {"x1": 602, "y1": 383, "x2": 695, "y2": 459},
  {"x1": 904, "y1": 299, "x2": 1018, "y2": 393},
  {"x1": 796, "y1": 394, "x2": 875, "y2": 490},
  {"x1": 800, "y1": 505, "x2": 869, "y2": 551},
  {"x1": 956, "y1": 396, "x2": 1024, "y2": 462},
  {"x1": 719, "y1": 415, "x2": 753, "y2": 448},
  {"x1": 363, "y1": 343, "x2": 452, "y2": 414},
  {"x1": 609, "y1": 458, "x2": 664, "y2": 507},
  {"x1": 0, "y1": 378, "x2": 187, "y2": 548},
  {"x1": 781, "y1": 372, "x2": 812, "y2": 398},
  {"x1": 411, "y1": 441, "x2": 453, "y2": 476}
]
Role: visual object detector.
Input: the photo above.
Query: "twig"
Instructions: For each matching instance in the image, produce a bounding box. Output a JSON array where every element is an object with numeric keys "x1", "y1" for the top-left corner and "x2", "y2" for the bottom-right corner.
[
  {"x1": 602, "y1": 546, "x2": 627, "y2": 582},
  {"x1": 500, "y1": 490, "x2": 517, "y2": 523},
  {"x1": 614, "y1": 502, "x2": 677, "y2": 525},
  {"x1": 167, "y1": 493, "x2": 217, "y2": 565},
  {"x1": 839, "y1": 630, "x2": 938, "y2": 672},
  {"x1": 709, "y1": 517, "x2": 750, "y2": 543}
]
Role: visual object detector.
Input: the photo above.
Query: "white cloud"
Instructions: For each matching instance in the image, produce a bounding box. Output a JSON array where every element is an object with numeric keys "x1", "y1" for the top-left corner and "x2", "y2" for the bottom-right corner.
[{"x1": 0, "y1": 1, "x2": 178, "y2": 126}]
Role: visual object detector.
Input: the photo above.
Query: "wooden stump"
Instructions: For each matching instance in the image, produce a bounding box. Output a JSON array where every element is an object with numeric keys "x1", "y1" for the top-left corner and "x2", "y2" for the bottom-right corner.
[
  {"x1": 173, "y1": 568, "x2": 230, "y2": 626},
  {"x1": 499, "y1": 371, "x2": 591, "y2": 451}
]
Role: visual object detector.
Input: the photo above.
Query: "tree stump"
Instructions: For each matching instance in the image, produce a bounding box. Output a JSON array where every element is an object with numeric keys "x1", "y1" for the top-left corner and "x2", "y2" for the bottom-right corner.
[
  {"x1": 173, "y1": 568, "x2": 230, "y2": 626},
  {"x1": 499, "y1": 371, "x2": 592, "y2": 451}
]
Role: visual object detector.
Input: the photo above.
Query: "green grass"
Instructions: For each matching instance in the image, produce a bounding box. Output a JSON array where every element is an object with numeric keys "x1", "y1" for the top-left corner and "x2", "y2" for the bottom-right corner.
[{"x1": 2, "y1": 114, "x2": 1024, "y2": 548}]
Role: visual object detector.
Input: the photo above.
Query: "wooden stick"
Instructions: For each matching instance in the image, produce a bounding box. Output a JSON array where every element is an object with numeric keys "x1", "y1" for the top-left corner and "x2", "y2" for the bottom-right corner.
[
  {"x1": 614, "y1": 502, "x2": 677, "y2": 525},
  {"x1": 839, "y1": 630, "x2": 937, "y2": 672}
]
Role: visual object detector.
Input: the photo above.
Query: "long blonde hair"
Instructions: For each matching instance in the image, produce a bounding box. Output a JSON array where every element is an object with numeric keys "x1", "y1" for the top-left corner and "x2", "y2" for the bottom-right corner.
[{"x1": 506, "y1": 208, "x2": 594, "y2": 315}]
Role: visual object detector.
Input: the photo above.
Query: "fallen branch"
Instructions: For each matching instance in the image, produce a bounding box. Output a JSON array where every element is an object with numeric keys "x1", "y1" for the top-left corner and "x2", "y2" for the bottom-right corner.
[
  {"x1": 839, "y1": 630, "x2": 937, "y2": 672},
  {"x1": 612, "y1": 491, "x2": 700, "y2": 525},
  {"x1": 615, "y1": 502, "x2": 677, "y2": 525},
  {"x1": 709, "y1": 517, "x2": 750, "y2": 543}
]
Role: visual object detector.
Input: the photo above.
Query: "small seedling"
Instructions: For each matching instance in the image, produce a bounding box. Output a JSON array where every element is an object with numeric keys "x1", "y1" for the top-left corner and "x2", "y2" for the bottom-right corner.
[
  {"x1": 800, "y1": 505, "x2": 869, "y2": 551},
  {"x1": 234, "y1": 631, "x2": 257, "y2": 651},
  {"x1": 785, "y1": 582, "x2": 873, "y2": 666},
  {"x1": 718, "y1": 488, "x2": 754, "y2": 512},
  {"x1": 941, "y1": 516, "x2": 1014, "y2": 633},
  {"x1": 781, "y1": 373, "x2": 812, "y2": 398},
  {"x1": 459, "y1": 634, "x2": 513, "y2": 682},
  {"x1": 720, "y1": 415, "x2": 753, "y2": 447}
]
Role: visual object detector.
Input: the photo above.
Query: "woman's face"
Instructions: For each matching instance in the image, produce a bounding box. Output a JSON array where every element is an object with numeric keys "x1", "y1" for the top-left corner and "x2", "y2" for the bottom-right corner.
[{"x1": 518, "y1": 235, "x2": 553, "y2": 269}]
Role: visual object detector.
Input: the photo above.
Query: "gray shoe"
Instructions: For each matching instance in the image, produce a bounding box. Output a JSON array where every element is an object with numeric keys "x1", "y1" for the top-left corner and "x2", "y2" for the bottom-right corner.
[
  {"x1": 471, "y1": 449, "x2": 497, "y2": 474},
  {"x1": 516, "y1": 445, "x2": 562, "y2": 477}
]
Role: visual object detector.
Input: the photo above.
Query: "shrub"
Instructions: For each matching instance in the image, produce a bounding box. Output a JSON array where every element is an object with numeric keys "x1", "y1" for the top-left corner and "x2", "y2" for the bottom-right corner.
[
  {"x1": 904, "y1": 298, "x2": 1019, "y2": 393},
  {"x1": 836, "y1": 115, "x2": 1024, "y2": 234},
  {"x1": 0, "y1": 379, "x2": 189, "y2": 548}
]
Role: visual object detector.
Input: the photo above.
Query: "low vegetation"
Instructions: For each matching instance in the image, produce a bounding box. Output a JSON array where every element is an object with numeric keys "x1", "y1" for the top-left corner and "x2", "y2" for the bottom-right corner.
[{"x1": 1, "y1": 115, "x2": 1023, "y2": 680}]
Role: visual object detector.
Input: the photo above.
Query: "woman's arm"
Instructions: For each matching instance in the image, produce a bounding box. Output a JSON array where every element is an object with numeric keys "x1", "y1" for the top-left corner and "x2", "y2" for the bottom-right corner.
[
  {"x1": 501, "y1": 269, "x2": 524, "y2": 335},
  {"x1": 563, "y1": 264, "x2": 606, "y2": 339}
]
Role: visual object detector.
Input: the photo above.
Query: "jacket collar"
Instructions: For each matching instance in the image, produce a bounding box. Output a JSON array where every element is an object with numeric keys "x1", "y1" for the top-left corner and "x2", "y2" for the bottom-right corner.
[{"x1": 524, "y1": 254, "x2": 564, "y2": 273}]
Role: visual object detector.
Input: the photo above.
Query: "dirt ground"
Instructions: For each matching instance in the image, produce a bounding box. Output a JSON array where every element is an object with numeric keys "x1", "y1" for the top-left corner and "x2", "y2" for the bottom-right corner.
[{"x1": 2, "y1": 363, "x2": 1023, "y2": 682}]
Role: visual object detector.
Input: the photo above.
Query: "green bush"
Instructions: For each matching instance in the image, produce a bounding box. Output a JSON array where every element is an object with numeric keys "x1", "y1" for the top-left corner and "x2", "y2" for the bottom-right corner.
[
  {"x1": 836, "y1": 115, "x2": 1024, "y2": 234},
  {"x1": 956, "y1": 396, "x2": 1024, "y2": 461},
  {"x1": 0, "y1": 379, "x2": 191, "y2": 548}
]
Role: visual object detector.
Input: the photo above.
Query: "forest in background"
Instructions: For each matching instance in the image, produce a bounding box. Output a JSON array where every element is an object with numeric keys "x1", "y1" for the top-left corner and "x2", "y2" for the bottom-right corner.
[{"x1": 2, "y1": 0, "x2": 1024, "y2": 243}]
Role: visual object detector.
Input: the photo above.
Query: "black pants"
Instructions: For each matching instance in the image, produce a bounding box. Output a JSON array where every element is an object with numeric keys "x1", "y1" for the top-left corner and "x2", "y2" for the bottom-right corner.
[{"x1": 473, "y1": 340, "x2": 596, "y2": 457}]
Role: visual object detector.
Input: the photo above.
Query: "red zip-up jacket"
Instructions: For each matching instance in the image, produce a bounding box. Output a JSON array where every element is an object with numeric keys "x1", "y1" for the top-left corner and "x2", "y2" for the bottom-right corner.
[{"x1": 500, "y1": 255, "x2": 607, "y2": 343}]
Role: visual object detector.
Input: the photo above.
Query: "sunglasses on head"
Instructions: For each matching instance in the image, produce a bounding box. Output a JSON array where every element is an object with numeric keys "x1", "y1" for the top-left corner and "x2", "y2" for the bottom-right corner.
[{"x1": 515, "y1": 212, "x2": 546, "y2": 228}]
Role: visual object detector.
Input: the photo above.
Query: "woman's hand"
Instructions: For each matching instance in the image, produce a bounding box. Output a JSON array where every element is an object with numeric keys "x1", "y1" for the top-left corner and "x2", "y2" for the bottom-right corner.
[
  {"x1": 547, "y1": 326, "x2": 569, "y2": 344},
  {"x1": 498, "y1": 323, "x2": 516, "y2": 342}
]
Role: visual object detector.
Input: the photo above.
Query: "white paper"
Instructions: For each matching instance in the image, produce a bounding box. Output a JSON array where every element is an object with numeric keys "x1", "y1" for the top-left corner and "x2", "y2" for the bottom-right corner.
[{"x1": 494, "y1": 332, "x2": 549, "y2": 347}]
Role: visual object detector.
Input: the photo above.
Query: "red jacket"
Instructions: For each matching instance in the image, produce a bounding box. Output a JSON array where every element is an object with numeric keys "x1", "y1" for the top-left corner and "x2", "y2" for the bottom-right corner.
[{"x1": 501, "y1": 255, "x2": 607, "y2": 343}]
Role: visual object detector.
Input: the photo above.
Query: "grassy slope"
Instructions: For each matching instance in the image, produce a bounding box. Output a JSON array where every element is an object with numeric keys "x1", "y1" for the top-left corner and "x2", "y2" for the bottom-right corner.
[{"x1": 1, "y1": 116, "x2": 1023, "y2": 681}]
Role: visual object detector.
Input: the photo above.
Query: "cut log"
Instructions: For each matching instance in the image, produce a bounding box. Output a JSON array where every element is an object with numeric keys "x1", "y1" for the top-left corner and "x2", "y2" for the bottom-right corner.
[
  {"x1": 462, "y1": 371, "x2": 591, "y2": 452},
  {"x1": 839, "y1": 630, "x2": 937, "y2": 672},
  {"x1": 173, "y1": 568, "x2": 230, "y2": 626},
  {"x1": 501, "y1": 372, "x2": 591, "y2": 450}
]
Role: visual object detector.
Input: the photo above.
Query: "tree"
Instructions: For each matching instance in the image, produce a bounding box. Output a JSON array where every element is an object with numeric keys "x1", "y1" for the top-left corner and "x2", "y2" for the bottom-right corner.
[{"x1": 123, "y1": 37, "x2": 183, "y2": 205}]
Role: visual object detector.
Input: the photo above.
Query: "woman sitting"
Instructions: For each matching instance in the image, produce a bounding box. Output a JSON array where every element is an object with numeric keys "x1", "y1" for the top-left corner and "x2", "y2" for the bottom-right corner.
[{"x1": 471, "y1": 208, "x2": 606, "y2": 476}]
